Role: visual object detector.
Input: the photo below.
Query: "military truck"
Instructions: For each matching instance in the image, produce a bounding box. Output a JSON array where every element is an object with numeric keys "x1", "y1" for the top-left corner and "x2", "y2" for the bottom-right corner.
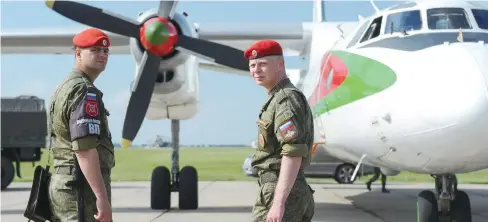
[{"x1": 1, "y1": 96, "x2": 48, "y2": 190}]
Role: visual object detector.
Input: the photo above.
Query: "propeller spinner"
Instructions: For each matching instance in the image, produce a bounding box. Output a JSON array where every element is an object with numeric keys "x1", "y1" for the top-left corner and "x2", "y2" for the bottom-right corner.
[{"x1": 45, "y1": 0, "x2": 249, "y2": 148}]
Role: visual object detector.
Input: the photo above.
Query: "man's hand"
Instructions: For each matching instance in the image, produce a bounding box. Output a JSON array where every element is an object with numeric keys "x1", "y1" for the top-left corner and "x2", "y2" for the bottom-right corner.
[
  {"x1": 266, "y1": 203, "x2": 285, "y2": 222},
  {"x1": 94, "y1": 197, "x2": 112, "y2": 222}
]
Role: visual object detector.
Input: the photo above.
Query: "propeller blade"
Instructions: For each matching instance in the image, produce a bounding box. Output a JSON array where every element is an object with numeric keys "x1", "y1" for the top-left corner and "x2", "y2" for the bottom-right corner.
[
  {"x1": 45, "y1": 0, "x2": 140, "y2": 38},
  {"x1": 157, "y1": 0, "x2": 178, "y2": 18},
  {"x1": 121, "y1": 51, "x2": 161, "y2": 148},
  {"x1": 176, "y1": 35, "x2": 250, "y2": 71}
]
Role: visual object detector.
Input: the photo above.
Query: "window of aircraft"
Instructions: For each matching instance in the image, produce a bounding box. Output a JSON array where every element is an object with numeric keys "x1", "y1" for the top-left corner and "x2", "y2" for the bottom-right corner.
[
  {"x1": 360, "y1": 16, "x2": 383, "y2": 43},
  {"x1": 427, "y1": 8, "x2": 472, "y2": 30},
  {"x1": 346, "y1": 19, "x2": 371, "y2": 48},
  {"x1": 472, "y1": 9, "x2": 488, "y2": 29},
  {"x1": 384, "y1": 10, "x2": 422, "y2": 34}
]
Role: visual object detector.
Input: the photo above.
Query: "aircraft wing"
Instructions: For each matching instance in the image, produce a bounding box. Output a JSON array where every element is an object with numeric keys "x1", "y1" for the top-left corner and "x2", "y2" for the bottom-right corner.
[
  {"x1": 196, "y1": 22, "x2": 310, "y2": 75},
  {"x1": 1, "y1": 22, "x2": 310, "y2": 73},
  {"x1": 1, "y1": 25, "x2": 131, "y2": 54}
]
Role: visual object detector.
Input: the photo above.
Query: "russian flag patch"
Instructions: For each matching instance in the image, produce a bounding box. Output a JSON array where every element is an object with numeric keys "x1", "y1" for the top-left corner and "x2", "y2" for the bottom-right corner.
[
  {"x1": 86, "y1": 92, "x2": 97, "y2": 101},
  {"x1": 279, "y1": 120, "x2": 297, "y2": 140}
]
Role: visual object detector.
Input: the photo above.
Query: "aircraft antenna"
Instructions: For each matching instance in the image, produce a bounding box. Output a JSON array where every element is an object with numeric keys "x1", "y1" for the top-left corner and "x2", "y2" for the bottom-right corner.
[
  {"x1": 313, "y1": 0, "x2": 325, "y2": 22},
  {"x1": 370, "y1": 0, "x2": 380, "y2": 13},
  {"x1": 358, "y1": 14, "x2": 364, "y2": 22}
]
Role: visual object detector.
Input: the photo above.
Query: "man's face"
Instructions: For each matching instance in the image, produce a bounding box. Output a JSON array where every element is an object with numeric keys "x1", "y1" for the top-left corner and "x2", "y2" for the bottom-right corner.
[
  {"x1": 77, "y1": 46, "x2": 109, "y2": 72},
  {"x1": 248, "y1": 56, "x2": 284, "y2": 89}
]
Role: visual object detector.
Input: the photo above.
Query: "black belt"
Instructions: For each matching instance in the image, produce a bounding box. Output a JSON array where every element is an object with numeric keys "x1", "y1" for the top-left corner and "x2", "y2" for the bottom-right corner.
[
  {"x1": 258, "y1": 170, "x2": 305, "y2": 185},
  {"x1": 258, "y1": 170, "x2": 314, "y2": 194},
  {"x1": 55, "y1": 166, "x2": 111, "y2": 175}
]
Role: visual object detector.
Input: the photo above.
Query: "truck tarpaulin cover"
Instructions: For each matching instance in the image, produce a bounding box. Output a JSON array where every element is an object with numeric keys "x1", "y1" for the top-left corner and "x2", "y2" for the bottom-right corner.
[{"x1": 1, "y1": 96, "x2": 48, "y2": 148}]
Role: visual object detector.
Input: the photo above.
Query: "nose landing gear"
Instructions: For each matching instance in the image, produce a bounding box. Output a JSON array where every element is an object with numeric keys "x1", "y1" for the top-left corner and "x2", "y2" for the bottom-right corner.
[{"x1": 417, "y1": 174, "x2": 471, "y2": 222}]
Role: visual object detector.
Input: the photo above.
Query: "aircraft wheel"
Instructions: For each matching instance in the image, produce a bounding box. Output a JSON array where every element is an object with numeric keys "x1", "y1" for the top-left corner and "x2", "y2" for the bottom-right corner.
[
  {"x1": 151, "y1": 166, "x2": 171, "y2": 210},
  {"x1": 417, "y1": 190, "x2": 439, "y2": 222},
  {"x1": 334, "y1": 163, "x2": 355, "y2": 184},
  {"x1": 450, "y1": 190, "x2": 471, "y2": 222},
  {"x1": 1, "y1": 156, "x2": 15, "y2": 190},
  {"x1": 178, "y1": 166, "x2": 198, "y2": 210}
]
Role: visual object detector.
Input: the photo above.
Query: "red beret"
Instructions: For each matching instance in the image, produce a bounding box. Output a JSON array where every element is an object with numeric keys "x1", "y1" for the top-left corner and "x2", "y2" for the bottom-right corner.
[
  {"x1": 73, "y1": 28, "x2": 110, "y2": 48},
  {"x1": 244, "y1": 40, "x2": 283, "y2": 60}
]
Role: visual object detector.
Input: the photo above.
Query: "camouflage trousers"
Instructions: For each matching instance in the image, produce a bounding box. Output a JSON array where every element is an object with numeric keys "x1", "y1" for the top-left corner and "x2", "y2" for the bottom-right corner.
[
  {"x1": 48, "y1": 170, "x2": 112, "y2": 222},
  {"x1": 252, "y1": 172, "x2": 315, "y2": 222}
]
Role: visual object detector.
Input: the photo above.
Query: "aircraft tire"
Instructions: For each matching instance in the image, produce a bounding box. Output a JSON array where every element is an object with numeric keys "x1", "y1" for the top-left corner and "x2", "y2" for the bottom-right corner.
[
  {"x1": 1, "y1": 156, "x2": 15, "y2": 190},
  {"x1": 150, "y1": 166, "x2": 171, "y2": 210},
  {"x1": 334, "y1": 163, "x2": 355, "y2": 184},
  {"x1": 450, "y1": 190, "x2": 471, "y2": 222},
  {"x1": 178, "y1": 166, "x2": 198, "y2": 210},
  {"x1": 417, "y1": 190, "x2": 439, "y2": 222}
]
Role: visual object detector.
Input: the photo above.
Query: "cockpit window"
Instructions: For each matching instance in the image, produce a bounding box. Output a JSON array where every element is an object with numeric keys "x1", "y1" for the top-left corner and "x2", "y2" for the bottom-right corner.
[
  {"x1": 427, "y1": 8, "x2": 472, "y2": 30},
  {"x1": 472, "y1": 9, "x2": 488, "y2": 29},
  {"x1": 384, "y1": 10, "x2": 422, "y2": 34}
]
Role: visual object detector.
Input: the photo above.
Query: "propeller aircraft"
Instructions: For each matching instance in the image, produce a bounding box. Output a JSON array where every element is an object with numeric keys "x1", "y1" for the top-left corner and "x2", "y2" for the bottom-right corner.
[{"x1": 2, "y1": 0, "x2": 488, "y2": 221}]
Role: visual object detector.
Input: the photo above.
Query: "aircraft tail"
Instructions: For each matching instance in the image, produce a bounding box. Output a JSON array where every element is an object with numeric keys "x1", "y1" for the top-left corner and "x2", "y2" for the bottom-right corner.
[{"x1": 313, "y1": 0, "x2": 325, "y2": 22}]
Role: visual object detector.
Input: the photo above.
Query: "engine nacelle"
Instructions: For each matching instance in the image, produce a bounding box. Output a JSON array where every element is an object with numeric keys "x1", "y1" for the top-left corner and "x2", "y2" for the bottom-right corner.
[
  {"x1": 145, "y1": 54, "x2": 199, "y2": 121},
  {"x1": 380, "y1": 167, "x2": 401, "y2": 176}
]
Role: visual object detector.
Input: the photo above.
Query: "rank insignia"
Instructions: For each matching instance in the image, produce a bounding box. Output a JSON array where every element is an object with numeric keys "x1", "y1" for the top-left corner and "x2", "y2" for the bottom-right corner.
[
  {"x1": 279, "y1": 120, "x2": 297, "y2": 140},
  {"x1": 258, "y1": 134, "x2": 265, "y2": 147}
]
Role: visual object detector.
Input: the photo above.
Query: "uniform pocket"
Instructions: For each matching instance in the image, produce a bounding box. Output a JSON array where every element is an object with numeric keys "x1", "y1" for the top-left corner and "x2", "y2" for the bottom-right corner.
[
  {"x1": 260, "y1": 182, "x2": 276, "y2": 209},
  {"x1": 49, "y1": 174, "x2": 78, "y2": 218},
  {"x1": 256, "y1": 119, "x2": 273, "y2": 152}
]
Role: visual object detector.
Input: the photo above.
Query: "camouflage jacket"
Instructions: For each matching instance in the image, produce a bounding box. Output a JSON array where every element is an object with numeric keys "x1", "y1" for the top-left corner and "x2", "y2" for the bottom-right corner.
[
  {"x1": 251, "y1": 77, "x2": 314, "y2": 172},
  {"x1": 47, "y1": 69, "x2": 114, "y2": 170}
]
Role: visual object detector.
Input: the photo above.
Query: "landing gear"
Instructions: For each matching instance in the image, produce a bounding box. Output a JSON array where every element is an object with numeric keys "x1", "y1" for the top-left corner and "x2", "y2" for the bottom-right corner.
[
  {"x1": 150, "y1": 120, "x2": 199, "y2": 210},
  {"x1": 416, "y1": 174, "x2": 471, "y2": 222}
]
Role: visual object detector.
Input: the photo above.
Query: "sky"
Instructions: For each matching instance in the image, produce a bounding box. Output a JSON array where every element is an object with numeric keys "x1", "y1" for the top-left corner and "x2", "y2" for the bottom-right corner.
[{"x1": 1, "y1": 0, "x2": 401, "y2": 146}]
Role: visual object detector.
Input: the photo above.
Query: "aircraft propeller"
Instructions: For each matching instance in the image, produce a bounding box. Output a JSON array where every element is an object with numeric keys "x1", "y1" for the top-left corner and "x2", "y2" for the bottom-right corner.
[{"x1": 45, "y1": 0, "x2": 250, "y2": 148}]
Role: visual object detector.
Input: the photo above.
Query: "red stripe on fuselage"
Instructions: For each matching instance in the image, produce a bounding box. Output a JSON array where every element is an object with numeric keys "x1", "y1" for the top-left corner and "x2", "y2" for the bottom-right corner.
[{"x1": 308, "y1": 52, "x2": 348, "y2": 108}]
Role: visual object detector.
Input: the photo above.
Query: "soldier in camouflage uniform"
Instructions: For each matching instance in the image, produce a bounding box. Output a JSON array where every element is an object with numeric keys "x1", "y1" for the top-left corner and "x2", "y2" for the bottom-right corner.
[
  {"x1": 244, "y1": 40, "x2": 315, "y2": 222},
  {"x1": 47, "y1": 28, "x2": 114, "y2": 222}
]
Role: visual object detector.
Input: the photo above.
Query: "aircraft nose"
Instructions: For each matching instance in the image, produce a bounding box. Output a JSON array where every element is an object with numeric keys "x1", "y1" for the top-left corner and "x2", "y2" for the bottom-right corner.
[
  {"x1": 413, "y1": 42, "x2": 488, "y2": 127},
  {"x1": 401, "y1": 42, "x2": 488, "y2": 167},
  {"x1": 465, "y1": 43, "x2": 488, "y2": 94}
]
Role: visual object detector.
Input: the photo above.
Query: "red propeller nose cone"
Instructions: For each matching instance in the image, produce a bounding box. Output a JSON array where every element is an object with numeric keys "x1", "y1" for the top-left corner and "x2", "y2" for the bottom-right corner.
[{"x1": 140, "y1": 17, "x2": 178, "y2": 56}]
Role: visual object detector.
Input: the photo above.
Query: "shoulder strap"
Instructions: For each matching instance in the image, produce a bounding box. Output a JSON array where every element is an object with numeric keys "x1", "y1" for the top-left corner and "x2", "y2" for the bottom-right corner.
[{"x1": 46, "y1": 74, "x2": 82, "y2": 168}]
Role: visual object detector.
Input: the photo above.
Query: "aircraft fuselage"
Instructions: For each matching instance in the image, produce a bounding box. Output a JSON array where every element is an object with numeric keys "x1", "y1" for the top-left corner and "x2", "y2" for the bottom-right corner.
[{"x1": 302, "y1": 0, "x2": 488, "y2": 175}]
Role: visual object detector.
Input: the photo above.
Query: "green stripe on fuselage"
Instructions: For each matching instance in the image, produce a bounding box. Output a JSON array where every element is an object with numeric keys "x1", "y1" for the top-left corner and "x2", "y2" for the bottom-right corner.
[{"x1": 311, "y1": 50, "x2": 397, "y2": 115}]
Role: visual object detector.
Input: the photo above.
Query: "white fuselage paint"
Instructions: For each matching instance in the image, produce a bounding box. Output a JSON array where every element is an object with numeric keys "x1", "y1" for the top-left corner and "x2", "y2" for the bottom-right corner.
[{"x1": 301, "y1": 0, "x2": 488, "y2": 175}]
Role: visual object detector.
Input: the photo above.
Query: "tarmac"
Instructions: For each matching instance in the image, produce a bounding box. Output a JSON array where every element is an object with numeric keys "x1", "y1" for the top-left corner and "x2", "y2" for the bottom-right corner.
[{"x1": 2, "y1": 181, "x2": 487, "y2": 222}]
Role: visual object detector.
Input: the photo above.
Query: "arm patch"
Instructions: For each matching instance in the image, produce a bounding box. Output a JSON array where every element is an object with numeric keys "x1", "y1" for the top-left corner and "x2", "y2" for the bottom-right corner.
[
  {"x1": 69, "y1": 86, "x2": 101, "y2": 141},
  {"x1": 279, "y1": 119, "x2": 298, "y2": 141}
]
